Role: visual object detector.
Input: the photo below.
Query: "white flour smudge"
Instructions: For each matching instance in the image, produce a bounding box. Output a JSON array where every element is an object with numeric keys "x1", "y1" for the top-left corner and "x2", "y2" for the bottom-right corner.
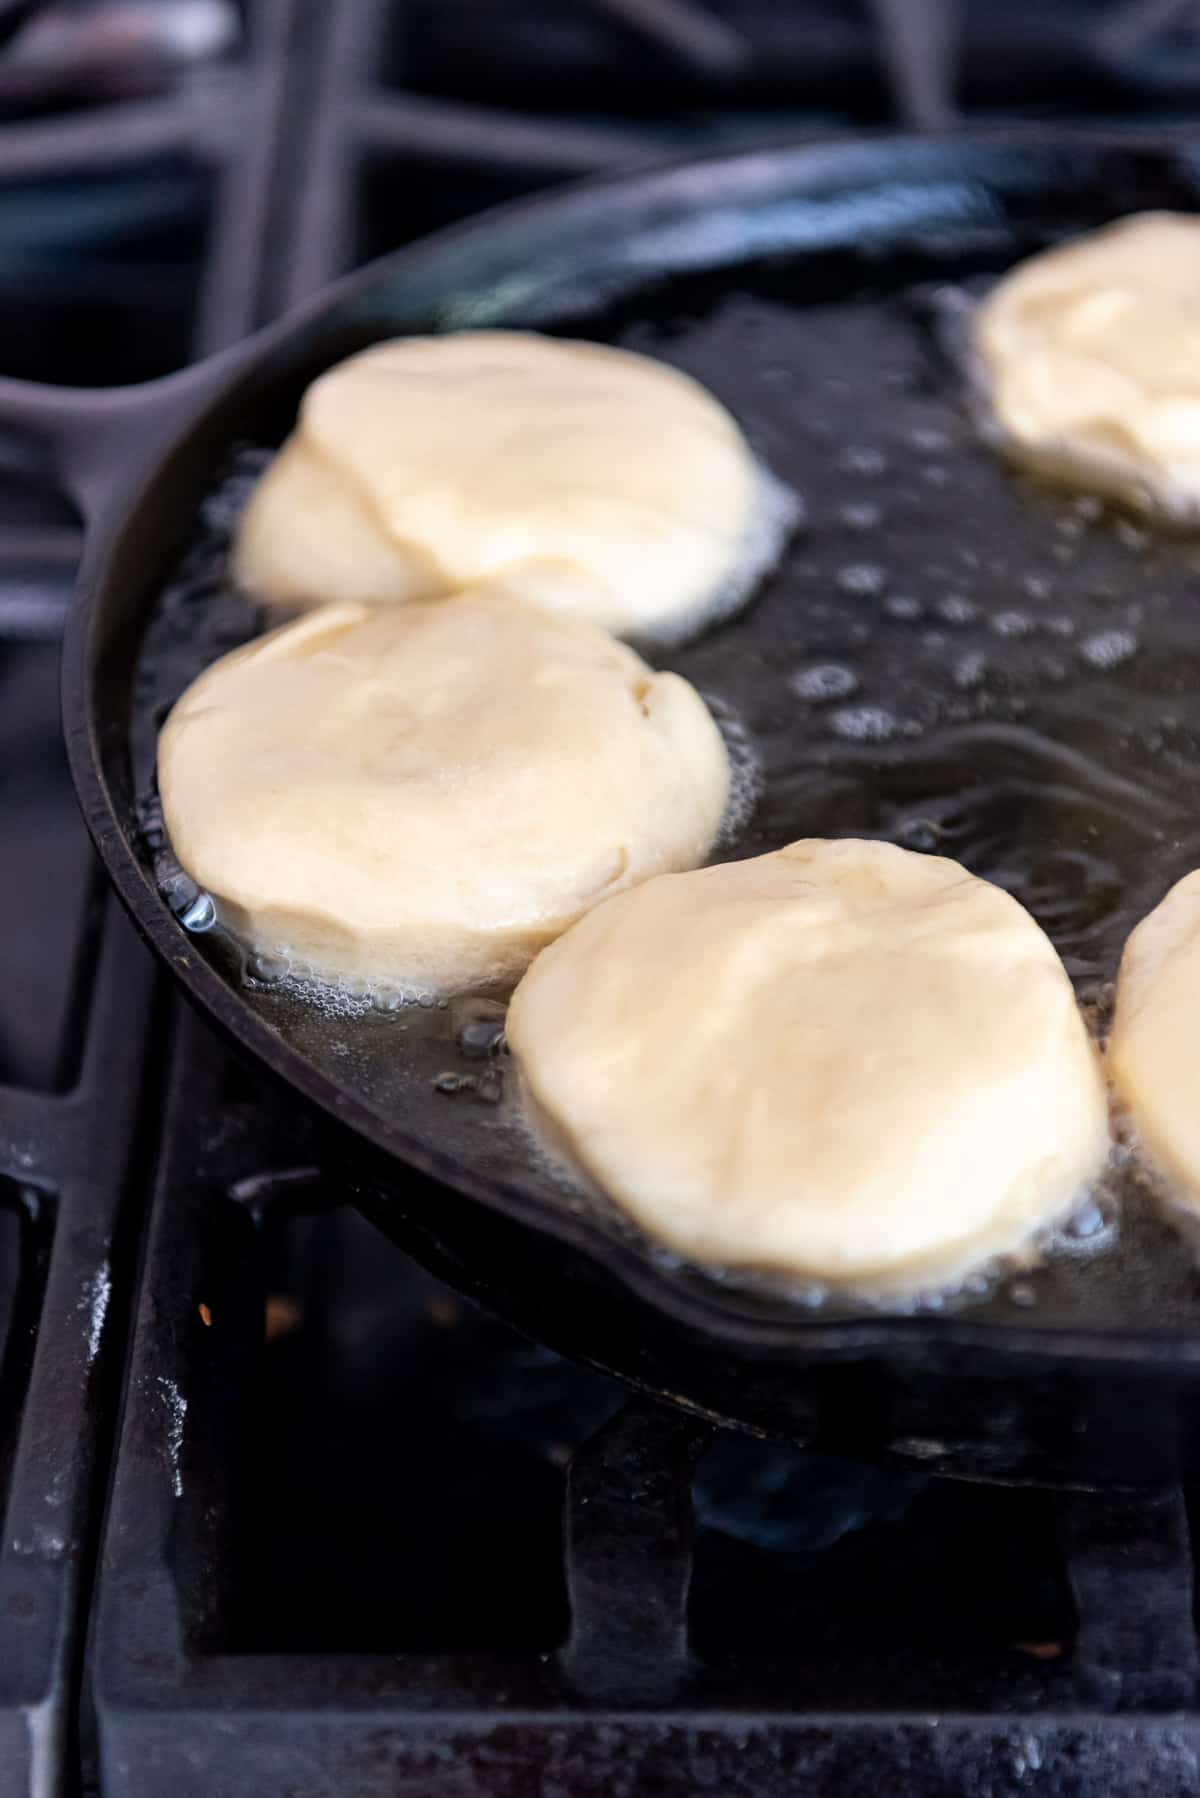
[
  {"x1": 155, "y1": 1376, "x2": 187, "y2": 1498},
  {"x1": 78, "y1": 1263, "x2": 111, "y2": 1365}
]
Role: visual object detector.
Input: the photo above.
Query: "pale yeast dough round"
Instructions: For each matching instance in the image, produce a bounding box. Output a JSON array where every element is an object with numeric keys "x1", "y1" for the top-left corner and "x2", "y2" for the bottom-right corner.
[
  {"x1": 975, "y1": 212, "x2": 1200, "y2": 517},
  {"x1": 234, "y1": 331, "x2": 790, "y2": 639},
  {"x1": 508, "y1": 839, "x2": 1109, "y2": 1293},
  {"x1": 1110, "y1": 871, "x2": 1200, "y2": 1199},
  {"x1": 158, "y1": 586, "x2": 730, "y2": 993}
]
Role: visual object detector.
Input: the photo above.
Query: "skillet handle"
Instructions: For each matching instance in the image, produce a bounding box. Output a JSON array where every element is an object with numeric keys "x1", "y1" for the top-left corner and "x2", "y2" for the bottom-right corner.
[{"x1": 0, "y1": 361, "x2": 234, "y2": 530}]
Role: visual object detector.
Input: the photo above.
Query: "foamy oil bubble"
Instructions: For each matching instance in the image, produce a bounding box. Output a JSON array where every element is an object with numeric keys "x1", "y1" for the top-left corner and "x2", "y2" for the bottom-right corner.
[
  {"x1": 151, "y1": 847, "x2": 365, "y2": 1017},
  {"x1": 451, "y1": 996, "x2": 508, "y2": 1060},
  {"x1": 836, "y1": 562, "x2": 886, "y2": 599},
  {"x1": 884, "y1": 594, "x2": 924, "y2": 622},
  {"x1": 685, "y1": 1238, "x2": 1061, "y2": 1318},
  {"x1": 1043, "y1": 1187, "x2": 1120, "y2": 1260},
  {"x1": 640, "y1": 461, "x2": 801, "y2": 650},
  {"x1": 991, "y1": 611, "x2": 1034, "y2": 638},
  {"x1": 243, "y1": 949, "x2": 287, "y2": 987},
  {"x1": 953, "y1": 650, "x2": 987, "y2": 691},
  {"x1": 1080, "y1": 628, "x2": 1138, "y2": 670},
  {"x1": 704, "y1": 693, "x2": 763, "y2": 844},
  {"x1": 272, "y1": 970, "x2": 378, "y2": 1022},
  {"x1": 180, "y1": 893, "x2": 217, "y2": 933},
  {"x1": 433, "y1": 1067, "x2": 504, "y2": 1104},
  {"x1": 154, "y1": 846, "x2": 216, "y2": 932},
  {"x1": 205, "y1": 905, "x2": 468, "y2": 1023},
  {"x1": 829, "y1": 704, "x2": 903, "y2": 743},
  {"x1": 935, "y1": 595, "x2": 978, "y2": 626},
  {"x1": 836, "y1": 445, "x2": 888, "y2": 478},
  {"x1": 789, "y1": 662, "x2": 858, "y2": 703},
  {"x1": 907, "y1": 425, "x2": 953, "y2": 456},
  {"x1": 198, "y1": 445, "x2": 272, "y2": 535}
]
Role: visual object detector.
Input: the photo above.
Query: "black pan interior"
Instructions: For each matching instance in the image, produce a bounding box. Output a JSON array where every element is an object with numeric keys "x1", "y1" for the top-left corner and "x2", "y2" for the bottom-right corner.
[{"x1": 119, "y1": 132, "x2": 1200, "y2": 1346}]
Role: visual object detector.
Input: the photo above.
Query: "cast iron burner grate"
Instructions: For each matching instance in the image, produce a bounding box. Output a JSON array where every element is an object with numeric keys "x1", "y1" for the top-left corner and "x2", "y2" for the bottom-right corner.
[{"x1": 2, "y1": 3, "x2": 1200, "y2": 1796}]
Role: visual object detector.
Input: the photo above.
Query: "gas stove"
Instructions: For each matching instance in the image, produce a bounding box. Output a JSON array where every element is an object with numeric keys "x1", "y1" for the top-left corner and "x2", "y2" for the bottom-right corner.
[{"x1": 4, "y1": 4, "x2": 1200, "y2": 1795}]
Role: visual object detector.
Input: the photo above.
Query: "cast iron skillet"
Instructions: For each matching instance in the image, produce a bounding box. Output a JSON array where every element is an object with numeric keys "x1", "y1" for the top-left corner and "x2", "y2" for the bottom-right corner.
[{"x1": 11, "y1": 127, "x2": 1200, "y2": 1485}]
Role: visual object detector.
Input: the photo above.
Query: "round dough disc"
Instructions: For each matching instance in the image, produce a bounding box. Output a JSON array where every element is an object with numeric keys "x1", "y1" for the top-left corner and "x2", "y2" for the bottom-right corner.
[
  {"x1": 975, "y1": 212, "x2": 1200, "y2": 518},
  {"x1": 1110, "y1": 870, "x2": 1200, "y2": 1199},
  {"x1": 507, "y1": 839, "x2": 1109, "y2": 1293},
  {"x1": 158, "y1": 585, "x2": 730, "y2": 994},
  {"x1": 233, "y1": 330, "x2": 795, "y2": 640}
]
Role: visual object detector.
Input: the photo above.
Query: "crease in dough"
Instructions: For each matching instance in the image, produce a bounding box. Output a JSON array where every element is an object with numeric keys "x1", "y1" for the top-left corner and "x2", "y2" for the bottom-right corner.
[
  {"x1": 507, "y1": 838, "x2": 1110, "y2": 1296},
  {"x1": 233, "y1": 329, "x2": 799, "y2": 641},
  {"x1": 157, "y1": 583, "x2": 731, "y2": 996},
  {"x1": 974, "y1": 212, "x2": 1200, "y2": 519}
]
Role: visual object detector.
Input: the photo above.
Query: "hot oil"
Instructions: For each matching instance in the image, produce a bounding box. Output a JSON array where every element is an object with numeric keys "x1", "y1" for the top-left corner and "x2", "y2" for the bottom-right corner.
[{"x1": 131, "y1": 260, "x2": 1200, "y2": 1333}]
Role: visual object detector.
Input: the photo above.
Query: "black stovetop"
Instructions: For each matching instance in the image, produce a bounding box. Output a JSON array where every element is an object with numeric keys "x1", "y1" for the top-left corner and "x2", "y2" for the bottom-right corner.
[{"x1": 4, "y1": 3, "x2": 1200, "y2": 1795}]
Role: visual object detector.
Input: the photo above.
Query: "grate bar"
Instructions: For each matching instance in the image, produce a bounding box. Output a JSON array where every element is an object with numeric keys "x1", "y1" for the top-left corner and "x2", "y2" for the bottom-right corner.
[
  {"x1": 1058, "y1": 1486, "x2": 1198, "y2": 1708},
  {"x1": 583, "y1": 0, "x2": 754, "y2": 76},
  {"x1": 866, "y1": 0, "x2": 958, "y2": 129},
  {"x1": 562, "y1": 1399, "x2": 710, "y2": 1701},
  {"x1": 357, "y1": 89, "x2": 657, "y2": 174}
]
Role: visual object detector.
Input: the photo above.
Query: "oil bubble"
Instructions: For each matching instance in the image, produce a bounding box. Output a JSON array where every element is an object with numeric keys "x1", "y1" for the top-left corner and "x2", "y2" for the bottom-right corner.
[
  {"x1": 181, "y1": 894, "x2": 216, "y2": 933},
  {"x1": 991, "y1": 612, "x2": 1033, "y2": 638},
  {"x1": 953, "y1": 651, "x2": 987, "y2": 691},
  {"x1": 1080, "y1": 629, "x2": 1137, "y2": 669},
  {"x1": 790, "y1": 663, "x2": 859, "y2": 703},
  {"x1": 836, "y1": 563, "x2": 886, "y2": 599},
  {"x1": 897, "y1": 817, "x2": 943, "y2": 852},
  {"x1": 453, "y1": 998, "x2": 507, "y2": 1060},
  {"x1": 246, "y1": 951, "x2": 286, "y2": 985},
  {"x1": 837, "y1": 445, "x2": 887, "y2": 477},
  {"x1": 829, "y1": 705, "x2": 901, "y2": 743},
  {"x1": 908, "y1": 426, "x2": 951, "y2": 455},
  {"x1": 1064, "y1": 1200, "x2": 1109, "y2": 1242},
  {"x1": 935, "y1": 595, "x2": 977, "y2": 626},
  {"x1": 705, "y1": 695, "x2": 763, "y2": 842},
  {"x1": 839, "y1": 501, "x2": 882, "y2": 532},
  {"x1": 884, "y1": 594, "x2": 924, "y2": 621}
]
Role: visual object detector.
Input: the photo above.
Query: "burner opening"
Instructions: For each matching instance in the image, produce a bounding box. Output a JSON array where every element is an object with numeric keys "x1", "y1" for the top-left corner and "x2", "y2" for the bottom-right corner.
[
  {"x1": 690, "y1": 1440, "x2": 1076, "y2": 1685},
  {"x1": 224, "y1": 1205, "x2": 617, "y2": 1653}
]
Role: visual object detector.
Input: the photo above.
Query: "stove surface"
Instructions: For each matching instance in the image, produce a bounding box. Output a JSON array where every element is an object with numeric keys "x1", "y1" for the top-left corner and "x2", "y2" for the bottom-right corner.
[{"x1": 2, "y1": 3, "x2": 1200, "y2": 1796}]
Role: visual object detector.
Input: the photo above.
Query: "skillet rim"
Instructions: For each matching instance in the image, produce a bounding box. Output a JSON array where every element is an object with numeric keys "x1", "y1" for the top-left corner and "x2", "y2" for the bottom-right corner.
[{"x1": 63, "y1": 121, "x2": 1200, "y2": 1366}]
